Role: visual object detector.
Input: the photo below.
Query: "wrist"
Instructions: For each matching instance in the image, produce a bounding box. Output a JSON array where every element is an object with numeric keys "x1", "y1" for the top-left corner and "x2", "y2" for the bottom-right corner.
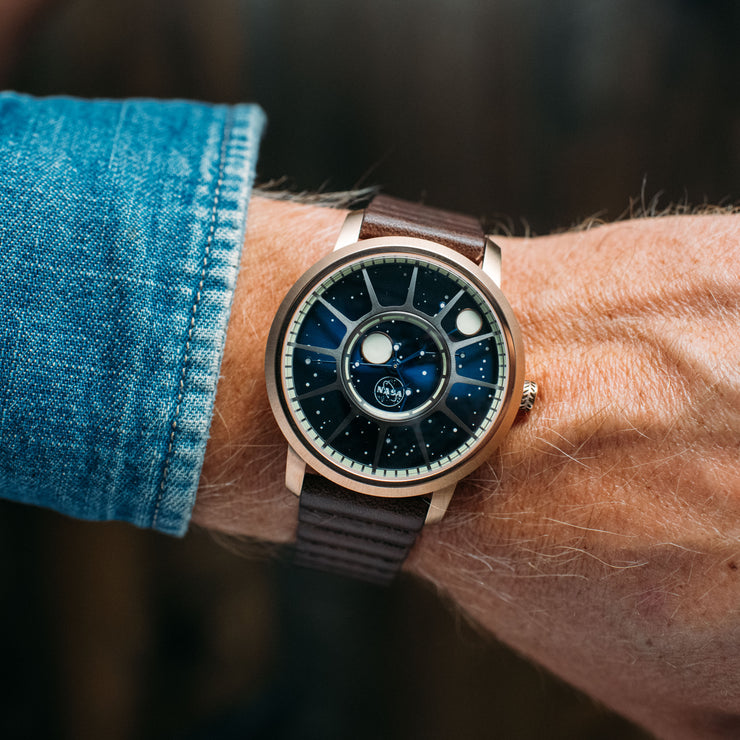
[
  {"x1": 406, "y1": 214, "x2": 740, "y2": 735},
  {"x1": 193, "y1": 195, "x2": 348, "y2": 539}
]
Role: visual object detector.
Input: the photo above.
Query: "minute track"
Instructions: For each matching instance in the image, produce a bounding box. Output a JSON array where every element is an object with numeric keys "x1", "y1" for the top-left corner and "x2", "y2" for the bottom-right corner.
[{"x1": 281, "y1": 250, "x2": 509, "y2": 482}]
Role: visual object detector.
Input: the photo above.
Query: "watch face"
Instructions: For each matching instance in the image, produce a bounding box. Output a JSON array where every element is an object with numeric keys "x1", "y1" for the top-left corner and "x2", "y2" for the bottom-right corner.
[{"x1": 267, "y1": 240, "x2": 521, "y2": 492}]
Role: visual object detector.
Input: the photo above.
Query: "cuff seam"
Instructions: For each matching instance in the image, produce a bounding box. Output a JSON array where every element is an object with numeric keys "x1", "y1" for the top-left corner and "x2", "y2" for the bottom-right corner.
[{"x1": 152, "y1": 108, "x2": 235, "y2": 530}]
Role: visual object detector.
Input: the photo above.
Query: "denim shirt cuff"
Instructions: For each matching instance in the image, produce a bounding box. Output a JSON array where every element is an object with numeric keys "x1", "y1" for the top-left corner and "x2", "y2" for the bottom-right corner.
[
  {"x1": 0, "y1": 94, "x2": 266, "y2": 535},
  {"x1": 152, "y1": 105, "x2": 266, "y2": 535}
]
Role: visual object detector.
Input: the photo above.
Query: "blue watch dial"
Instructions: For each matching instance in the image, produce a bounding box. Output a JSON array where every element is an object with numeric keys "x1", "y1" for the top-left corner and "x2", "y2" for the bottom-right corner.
[
  {"x1": 281, "y1": 251, "x2": 508, "y2": 481},
  {"x1": 347, "y1": 315, "x2": 446, "y2": 415}
]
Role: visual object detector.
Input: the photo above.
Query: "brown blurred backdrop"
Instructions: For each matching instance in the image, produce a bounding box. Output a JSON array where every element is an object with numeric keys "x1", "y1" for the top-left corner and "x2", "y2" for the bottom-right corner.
[{"x1": 0, "y1": 1, "x2": 738, "y2": 738}]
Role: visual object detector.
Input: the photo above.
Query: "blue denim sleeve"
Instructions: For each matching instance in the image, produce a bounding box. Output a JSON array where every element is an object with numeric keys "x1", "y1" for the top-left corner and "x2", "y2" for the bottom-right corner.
[{"x1": 0, "y1": 92, "x2": 266, "y2": 535}]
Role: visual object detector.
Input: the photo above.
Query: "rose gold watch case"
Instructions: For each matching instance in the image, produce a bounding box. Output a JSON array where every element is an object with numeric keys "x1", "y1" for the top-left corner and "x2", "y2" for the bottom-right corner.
[{"x1": 265, "y1": 235, "x2": 525, "y2": 500}]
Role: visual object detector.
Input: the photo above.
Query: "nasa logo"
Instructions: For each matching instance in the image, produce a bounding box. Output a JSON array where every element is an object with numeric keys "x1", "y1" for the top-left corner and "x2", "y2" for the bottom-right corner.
[{"x1": 373, "y1": 376, "x2": 405, "y2": 408}]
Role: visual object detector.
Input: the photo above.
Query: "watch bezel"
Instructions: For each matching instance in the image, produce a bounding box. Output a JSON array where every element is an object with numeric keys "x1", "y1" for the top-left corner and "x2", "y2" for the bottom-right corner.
[{"x1": 265, "y1": 235, "x2": 525, "y2": 499}]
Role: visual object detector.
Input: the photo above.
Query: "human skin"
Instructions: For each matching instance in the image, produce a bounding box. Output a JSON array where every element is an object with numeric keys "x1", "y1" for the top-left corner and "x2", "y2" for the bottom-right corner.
[{"x1": 195, "y1": 195, "x2": 740, "y2": 739}]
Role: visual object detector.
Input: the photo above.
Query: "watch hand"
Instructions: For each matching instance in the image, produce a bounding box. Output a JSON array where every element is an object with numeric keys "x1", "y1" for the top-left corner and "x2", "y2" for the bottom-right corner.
[
  {"x1": 352, "y1": 360, "x2": 394, "y2": 369},
  {"x1": 397, "y1": 349, "x2": 437, "y2": 365}
]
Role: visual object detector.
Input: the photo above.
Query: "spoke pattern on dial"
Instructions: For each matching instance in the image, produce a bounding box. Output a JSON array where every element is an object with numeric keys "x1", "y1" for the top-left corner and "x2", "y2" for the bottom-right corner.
[
  {"x1": 325, "y1": 410, "x2": 360, "y2": 445},
  {"x1": 362, "y1": 268, "x2": 381, "y2": 310},
  {"x1": 317, "y1": 296, "x2": 352, "y2": 327},
  {"x1": 284, "y1": 254, "x2": 507, "y2": 479},
  {"x1": 437, "y1": 405, "x2": 474, "y2": 438},
  {"x1": 413, "y1": 423, "x2": 431, "y2": 466},
  {"x1": 452, "y1": 332, "x2": 495, "y2": 351},
  {"x1": 291, "y1": 342, "x2": 340, "y2": 360},
  {"x1": 434, "y1": 288, "x2": 464, "y2": 322},
  {"x1": 453, "y1": 377, "x2": 502, "y2": 391},
  {"x1": 372, "y1": 422, "x2": 390, "y2": 470},
  {"x1": 404, "y1": 266, "x2": 419, "y2": 307},
  {"x1": 297, "y1": 381, "x2": 341, "y2": 401}
]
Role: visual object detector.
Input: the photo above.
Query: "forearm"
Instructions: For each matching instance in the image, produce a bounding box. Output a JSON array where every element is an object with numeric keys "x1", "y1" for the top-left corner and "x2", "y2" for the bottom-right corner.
[{"x1": 196, "y1": 196, "x2": 740, "y2": 738}]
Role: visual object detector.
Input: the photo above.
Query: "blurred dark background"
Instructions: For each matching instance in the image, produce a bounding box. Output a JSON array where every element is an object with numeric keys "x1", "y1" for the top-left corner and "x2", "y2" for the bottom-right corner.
[{"x1": 0, "y1": 1, "x2": 738, "y2": 738}]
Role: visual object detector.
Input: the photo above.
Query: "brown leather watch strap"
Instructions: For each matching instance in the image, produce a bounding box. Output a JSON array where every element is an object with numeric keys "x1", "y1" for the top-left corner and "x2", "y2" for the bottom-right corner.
[
  {"x1": 359, "y1": 194, "x2": 486, "y2": 265},
  {"x1": 296, "y1": 478, "x2": 430, "y2": 586}
]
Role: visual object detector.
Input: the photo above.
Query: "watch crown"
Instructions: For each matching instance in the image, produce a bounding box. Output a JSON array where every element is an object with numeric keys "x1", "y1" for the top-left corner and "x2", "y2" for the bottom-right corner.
[{"x1": 519, "y1": 380, "x2": 538, "y2": 412}]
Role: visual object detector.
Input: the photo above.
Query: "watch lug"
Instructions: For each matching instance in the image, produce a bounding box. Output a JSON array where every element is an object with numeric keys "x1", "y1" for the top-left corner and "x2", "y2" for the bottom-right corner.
[
  {"x1": 334, "y1": 210, "x2": 364, "y2": 250},
  {"x1": 425, "y1": 483, "x2": 457, "y2": 524},
  {"x1": 285, "y1": 445, "x2": 306, "y2": 495},
  {"x1": 482, "y1": 237, "x2": 502, "y2": 287}
]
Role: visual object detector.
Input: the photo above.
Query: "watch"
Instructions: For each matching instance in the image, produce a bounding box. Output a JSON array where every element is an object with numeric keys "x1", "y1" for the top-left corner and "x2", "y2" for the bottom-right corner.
[{"x1": 265, "y1": 195, "x2": 537, "y2": 585}]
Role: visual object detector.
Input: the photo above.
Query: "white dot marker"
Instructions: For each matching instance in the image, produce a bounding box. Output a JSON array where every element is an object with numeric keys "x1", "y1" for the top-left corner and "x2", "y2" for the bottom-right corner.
[
  {"x1": 361, "y1": 332, "x2": 393, "y2": 364},
  {"x1": 456, "y1": 308, "x2": 483, "y2": 336}
]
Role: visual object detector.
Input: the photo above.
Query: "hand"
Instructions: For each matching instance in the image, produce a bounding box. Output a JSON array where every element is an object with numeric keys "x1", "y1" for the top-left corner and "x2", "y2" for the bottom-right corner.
[{"x1": 196, "y1": 196, "x2": 740, "y2": 739}]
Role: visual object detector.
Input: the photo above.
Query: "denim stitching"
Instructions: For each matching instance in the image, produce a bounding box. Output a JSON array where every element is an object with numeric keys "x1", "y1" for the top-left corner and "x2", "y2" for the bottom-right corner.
[{"x1": 153, "y1": 111, "x2": 233, "y2": 528}]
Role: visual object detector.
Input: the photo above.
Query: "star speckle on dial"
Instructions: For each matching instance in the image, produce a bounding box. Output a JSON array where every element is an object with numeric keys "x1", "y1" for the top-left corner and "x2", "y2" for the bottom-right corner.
[{"x1": 282, "y1": 253, "x2": 508, "y2": 480}]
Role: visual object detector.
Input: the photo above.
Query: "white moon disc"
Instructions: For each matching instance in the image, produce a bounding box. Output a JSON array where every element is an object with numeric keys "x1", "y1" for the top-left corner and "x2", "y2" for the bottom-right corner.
[
  {"x1": 455, "y1": 308, "x2": 483, "y2": 336},
  {"x1": 361, "y1": 332, "x2": 393, "y2": 364}
]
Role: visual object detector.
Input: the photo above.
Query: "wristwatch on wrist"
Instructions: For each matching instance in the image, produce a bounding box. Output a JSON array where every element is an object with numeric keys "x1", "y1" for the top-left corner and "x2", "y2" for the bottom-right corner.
[{"x1": 265, "y1": 195, "x2": 537, "y2": 585}]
